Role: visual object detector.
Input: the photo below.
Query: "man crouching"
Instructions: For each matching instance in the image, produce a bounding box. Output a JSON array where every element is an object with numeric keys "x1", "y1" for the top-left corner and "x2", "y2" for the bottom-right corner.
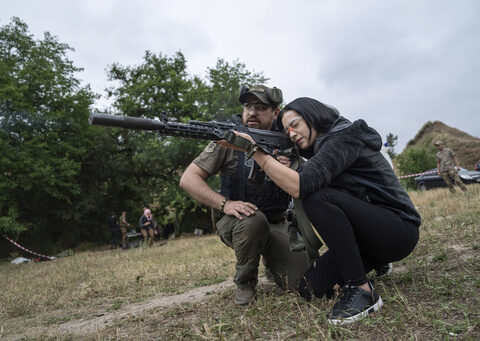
[{"x1": 180, "y1": 85, "x2": 310, "y2": 305}]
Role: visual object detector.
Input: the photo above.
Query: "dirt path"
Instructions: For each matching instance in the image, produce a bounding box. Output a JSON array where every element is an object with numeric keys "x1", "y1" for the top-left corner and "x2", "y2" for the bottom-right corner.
[
  {"x1": 2, "y1": 278, "x2": 241, "y2": 340},
  {"x1": 59, "y1": 278, "x2": 241, "y2": 336}
]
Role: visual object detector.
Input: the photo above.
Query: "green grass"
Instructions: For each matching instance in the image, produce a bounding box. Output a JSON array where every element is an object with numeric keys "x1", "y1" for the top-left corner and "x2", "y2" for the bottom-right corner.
[{"x1": 0, "y1": 185, "x2": 479, "y2": 340}]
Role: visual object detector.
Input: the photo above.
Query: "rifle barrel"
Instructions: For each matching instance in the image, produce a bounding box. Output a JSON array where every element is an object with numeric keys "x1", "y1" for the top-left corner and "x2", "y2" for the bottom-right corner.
[{"x1": 89, "y1": 113, "x2": 163, "y2": 131}]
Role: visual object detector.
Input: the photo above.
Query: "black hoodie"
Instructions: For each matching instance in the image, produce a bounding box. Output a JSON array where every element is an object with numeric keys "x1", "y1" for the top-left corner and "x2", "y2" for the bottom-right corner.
[{"x1": 299, "y1": 116, "x2": 421, "y2": 226}]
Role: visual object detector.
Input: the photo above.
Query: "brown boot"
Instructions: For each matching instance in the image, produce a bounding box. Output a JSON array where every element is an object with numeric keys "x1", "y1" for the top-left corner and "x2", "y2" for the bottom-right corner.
[{"x1": 234, "y1": 287, "x2": 256, "y2": 305}]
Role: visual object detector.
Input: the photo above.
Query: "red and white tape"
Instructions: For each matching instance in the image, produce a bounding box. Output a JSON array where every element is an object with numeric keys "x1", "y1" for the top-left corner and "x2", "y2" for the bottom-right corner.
[
  {"x1": 4, "y1": 235, "x2": 55, "y2": 260},
  {"x1": 397, "y1": 170, "x2": 437, "y2": 179}
]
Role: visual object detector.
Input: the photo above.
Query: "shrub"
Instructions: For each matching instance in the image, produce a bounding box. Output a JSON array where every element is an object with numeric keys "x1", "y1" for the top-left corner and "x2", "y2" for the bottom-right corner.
[{"x1": 396, "y1": 146, "x2": 437, "y2": 189}]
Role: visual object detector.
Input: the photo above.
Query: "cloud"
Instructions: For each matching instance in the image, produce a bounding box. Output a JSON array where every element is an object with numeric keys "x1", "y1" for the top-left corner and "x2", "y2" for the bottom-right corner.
[{"x1": 296, "y1": 1, "x2": 480, "y2": 149}]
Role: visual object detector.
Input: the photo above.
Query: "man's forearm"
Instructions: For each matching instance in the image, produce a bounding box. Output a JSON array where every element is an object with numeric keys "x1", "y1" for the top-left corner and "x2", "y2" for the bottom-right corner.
[
  {"x1": 186, "y1": 179, "x2": 225, "y2": 210},
  {"x1": 180, "y1": 166, "x2": 225, "y2": 210},
  {"x1": 180, "y1": 163, "x2": 259, "y2": 220}
]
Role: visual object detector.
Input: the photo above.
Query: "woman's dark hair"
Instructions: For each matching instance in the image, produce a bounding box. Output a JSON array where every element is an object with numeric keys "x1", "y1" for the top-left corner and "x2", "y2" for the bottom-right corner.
[{"x1": 278, "y1": 97, "x2": 340, "y2": 136}]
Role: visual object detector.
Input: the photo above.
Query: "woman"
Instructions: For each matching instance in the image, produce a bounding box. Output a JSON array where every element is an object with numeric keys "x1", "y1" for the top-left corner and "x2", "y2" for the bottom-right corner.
[
  {"x1": 226, "y1": 97, "x2": 420, "y2": 325},
  {"x1": 139, "y1": 209, "x2": 155, "y2": 247}
]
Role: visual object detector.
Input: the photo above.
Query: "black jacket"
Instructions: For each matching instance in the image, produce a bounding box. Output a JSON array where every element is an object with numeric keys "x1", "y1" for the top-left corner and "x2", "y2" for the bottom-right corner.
[
  {"x1": 299, "y1": 116, "x2": 421, "y2": 226},
  {"x1": 139, "y1": 215, "x2": 153, "y2": 229},
  {"x1": 108, "y1": 216, "x2": 118, "y2": 229}
]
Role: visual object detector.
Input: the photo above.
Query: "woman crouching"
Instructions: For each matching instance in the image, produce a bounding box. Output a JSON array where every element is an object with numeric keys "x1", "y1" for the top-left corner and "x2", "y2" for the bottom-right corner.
[{"x1": 226, "y1": 97, "x2": 420, "y2": 325}]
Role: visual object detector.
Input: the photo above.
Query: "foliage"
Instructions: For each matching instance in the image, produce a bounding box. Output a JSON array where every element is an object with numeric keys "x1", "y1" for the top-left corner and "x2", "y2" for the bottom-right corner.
[
  {"x1": 0, "y1": 208, "x2": 24, "y2": 234},
  {"x1": 0, "y1": 17, "x2": 269, "y2": 254},
  {"x1": 105, "y1": 53, "x2": 267, "y2": 233},
  {"x1": 105, "y1": 51, "x2": 207, "y2": 233},
  {"x1": 395, "y1": 145, "x2": 437, "y2": 188},
  {"x1": 385, "y1": 132, "x2": 398, "y2": 159},
  {"x1": 203, "y1": 58, "x2": 268, "y2": 121},
  {"x1": 0, "y1": 18, "x2": 96, "y2": 245}
]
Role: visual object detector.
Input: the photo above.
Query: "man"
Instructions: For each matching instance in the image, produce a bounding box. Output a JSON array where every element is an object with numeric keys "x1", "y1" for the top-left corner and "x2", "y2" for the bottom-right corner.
[
  {"x1": 180, "y1": 85, "x2": 310, "y2": 305},
  {"x1": 119, "y1": 211, "x2": 131, "y2": 250},
  {"x1": 435, "y1": 140, "x2": 467, "y2": 193},
  {"x1": 107, "y1": 212, "x2": 119, "y2": 249}
]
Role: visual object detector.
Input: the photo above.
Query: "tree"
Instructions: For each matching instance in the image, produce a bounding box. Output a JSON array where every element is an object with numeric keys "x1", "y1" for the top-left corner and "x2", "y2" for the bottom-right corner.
[
  {"x1": 105, "y1": 54, "x2": 268, "y2": 234},
  {"x1": 105, "y1": 51, "x2": 209, "y2": 234},
  {"x1": 0, "y1": 18, "x2": 272, "y2": 254},
  {"x1": 385, "y1": 133, "x2": 398, "y2": 159},
  {"x1": 0, "y1": 17, "x2": 97, "y2": 248},
  {"x1": 395, "y1": 146, "x2": 437, "y2": 189},
  {"x1": 203, "y1": 59, "x2": 268, "y2": 120}
]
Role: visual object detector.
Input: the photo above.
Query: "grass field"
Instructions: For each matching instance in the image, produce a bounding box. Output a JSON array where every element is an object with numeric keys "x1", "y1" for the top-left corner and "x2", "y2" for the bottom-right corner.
[{"x1": 1, "y1": 185, "x2": 479, "y2": 340}]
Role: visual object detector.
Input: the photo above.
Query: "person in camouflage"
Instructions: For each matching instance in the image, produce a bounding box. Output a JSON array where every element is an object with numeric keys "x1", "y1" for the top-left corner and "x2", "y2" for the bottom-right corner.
[
  {"x1": 435, "y1": 140, "x2": 467, "y2": 193},
  {"x1": 119, "y1": 211, "x2": 131, "y2": 249}
]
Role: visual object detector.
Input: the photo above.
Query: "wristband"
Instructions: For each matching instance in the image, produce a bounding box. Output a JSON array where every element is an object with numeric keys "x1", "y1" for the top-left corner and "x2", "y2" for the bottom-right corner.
[
  {"x1": 246, "y1": 143, "x2": 258, "y2": 159},
  {"x1": 220, "y1": 198, "x2": 228, "y2": 213}
]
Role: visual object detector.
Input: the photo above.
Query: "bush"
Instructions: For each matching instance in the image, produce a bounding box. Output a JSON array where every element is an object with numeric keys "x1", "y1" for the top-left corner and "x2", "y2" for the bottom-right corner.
[{"x1": 396, "y1": 146, "x2": 437, "y2": 189}]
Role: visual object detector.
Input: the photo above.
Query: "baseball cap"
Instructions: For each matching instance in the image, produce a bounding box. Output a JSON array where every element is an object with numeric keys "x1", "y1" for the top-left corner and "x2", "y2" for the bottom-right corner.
[
  {"x1": 434, "y1": 140, "x2": 443, "y2": 146},
  {"x1": 238, "y1": 85, "x2": 283, "y2": 107}
]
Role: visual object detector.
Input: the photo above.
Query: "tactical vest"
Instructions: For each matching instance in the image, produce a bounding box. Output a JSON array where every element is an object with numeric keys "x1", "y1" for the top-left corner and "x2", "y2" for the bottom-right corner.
[{"x1": 220, "y1": 150, "x2": 289, "y2": 216}]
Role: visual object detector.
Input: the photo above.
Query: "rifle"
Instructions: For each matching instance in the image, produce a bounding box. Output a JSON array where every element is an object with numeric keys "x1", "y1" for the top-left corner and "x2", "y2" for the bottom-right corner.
[{"x1": 89, "y1": 113, "x2": 297, "y2": 186}]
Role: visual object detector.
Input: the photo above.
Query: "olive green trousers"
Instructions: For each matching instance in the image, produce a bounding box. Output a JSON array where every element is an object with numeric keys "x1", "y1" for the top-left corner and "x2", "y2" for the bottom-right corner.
[{"x1": 216, "y1": 211, "x2": 310, "y2": 291}]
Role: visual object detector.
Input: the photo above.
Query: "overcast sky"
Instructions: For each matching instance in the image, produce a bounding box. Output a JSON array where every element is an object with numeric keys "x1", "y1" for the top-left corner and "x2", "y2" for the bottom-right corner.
[{"x1": 1, "y1": 0, "x2": 479, "y2": 151}]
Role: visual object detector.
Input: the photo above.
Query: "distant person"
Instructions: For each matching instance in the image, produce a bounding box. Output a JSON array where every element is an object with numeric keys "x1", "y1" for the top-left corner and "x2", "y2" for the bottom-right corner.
[
  {"x1": 380, "y1": 142, "x2": 394, "y2": 169},
  {"x1": 151, "y1": 214, "x2": 162, "y2": 240},
  {"x1": 139, "y1": 209, "x2": 155, "y2": 246},
  {"x1": 435, "y1": 141, "x2": 467, "y2": 193},
  {"x1": 107, "y1": 213, "x2": 119, "y2": 249},
  {"x1": 119, "y1": 211, "x2": 131, "y2": 250},
  {"x1": 164, "y1": 221, "x2": 175, "y2": 239}
]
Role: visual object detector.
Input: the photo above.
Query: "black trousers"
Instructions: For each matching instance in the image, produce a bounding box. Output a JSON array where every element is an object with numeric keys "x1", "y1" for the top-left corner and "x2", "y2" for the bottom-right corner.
[
  {"x1": 110, "y1": 227, "x2": 119, "y2": 246},
  {"x1": 298, "y1": 187, "x2": 419, "y2": 300}
]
